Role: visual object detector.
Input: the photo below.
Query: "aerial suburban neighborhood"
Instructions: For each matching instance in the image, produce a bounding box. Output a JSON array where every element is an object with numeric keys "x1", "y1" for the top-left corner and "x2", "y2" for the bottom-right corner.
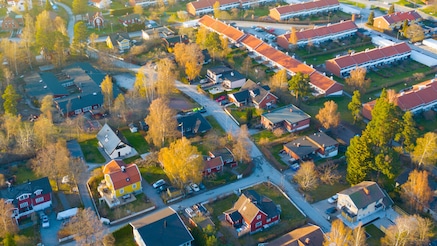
[{"x1": 1, "y1": 0, "x2": 437, "y2": 244}]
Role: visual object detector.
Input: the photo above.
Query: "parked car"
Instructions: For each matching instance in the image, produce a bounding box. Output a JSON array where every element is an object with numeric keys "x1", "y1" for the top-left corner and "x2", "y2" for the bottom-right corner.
[
  {"x1": 190, "y1": 183, "x2": 200, "y2": 192},
  {"x1": 199, "y1": 183, "x2": 206, "y2": 190},
  {"x1": 290, "y1": 163, "x2": 300, "y2": 171},
  {"x1": 220, "y1": 99, "x2": 229, "y2": 105},
  {"x1": 152, "y1": 179, "x2": 166, "y2": 189},
  {"x1": 325, "y1": 207, "x2": 337, "y2": 214},
  {"x1": 185, "y1": 207, "x2": 196, "y2": 218},
  {"x1": 129, "y1": 123, "x2": 138, "y2": 133},
  {"x1": 186, "y1": 185, "x2": 193, "y2": 194},
  {"x1": 328, "y1": 194, "x2": 338, "y2": 204},
  {"x1": 215, "y1": 95, "x2": 226, "y2": 102},
  {"x1": 41, "y1": 214, "x2": 50, "y2": 228}
]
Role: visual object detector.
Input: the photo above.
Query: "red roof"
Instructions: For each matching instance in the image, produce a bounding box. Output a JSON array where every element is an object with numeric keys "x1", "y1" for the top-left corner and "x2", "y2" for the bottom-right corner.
[
  {"x1": 272, "y1": 0, "x2": 339, "y2": 15},
  {"x1": 327, "y1": 42, "x2": 411, "y2": 69},
  {"x1": 189, "y1": 0, "x2": 239, "y2": 10},
  {"x1": 103, "y1": 160, "x2": 142, "y2": 190},
  {"x1": 204, "y1": 157, "x2": 224, "y2": 171},
  {"x1": 376, "y1": 11, "x2": 422, "y2": 25},
  {"x1": 241, "y1": 35, "x2": 264, "y2": 49},
  {"x1": 363, "y1": 79, "x2": 437, "y2": 119},
  {"x1": 198, "y1": 15, "x2": 245, "y2": 42},
  {"x1": 280, "y1": 21, "x2": 357, "y2": 43}
]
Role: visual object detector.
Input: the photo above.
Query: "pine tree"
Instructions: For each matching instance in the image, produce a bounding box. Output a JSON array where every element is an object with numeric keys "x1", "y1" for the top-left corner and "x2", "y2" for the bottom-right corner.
[
  {"x1": 288, "y1": 72, "x2": 312, "y2": 101},
  {"x1": 346, "y1": 134, "x2": 373, "y2": 185},
  {"x1": 395, "y1": 111, "x2": 418, "y2": 153},
  {"x1": 348, "y1": 90, "x2": 362, "y2": 123},
  {"x1": 2, "y1": 85, "x2": 19, "y2": 116}
]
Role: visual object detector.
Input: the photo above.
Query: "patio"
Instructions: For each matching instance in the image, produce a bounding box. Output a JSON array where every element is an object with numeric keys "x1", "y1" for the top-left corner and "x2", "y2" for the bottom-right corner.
[{"x1": 97, "y1": 182, "x2": 137, "y2": 209}]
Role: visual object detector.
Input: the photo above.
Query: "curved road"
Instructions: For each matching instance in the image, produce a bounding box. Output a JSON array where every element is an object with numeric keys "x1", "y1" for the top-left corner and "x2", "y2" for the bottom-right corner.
[{"x1": 55, "y1": 1, "x2": 75, "y2": 44}]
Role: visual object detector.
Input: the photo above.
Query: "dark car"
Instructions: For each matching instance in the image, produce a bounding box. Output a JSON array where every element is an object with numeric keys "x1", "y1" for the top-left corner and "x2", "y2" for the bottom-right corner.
[{"x1": 325, "y1": 207, "x2": 337, "y2": 214}]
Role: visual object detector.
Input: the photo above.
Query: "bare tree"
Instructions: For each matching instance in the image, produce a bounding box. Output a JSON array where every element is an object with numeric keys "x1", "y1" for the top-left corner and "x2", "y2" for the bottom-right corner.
[
  {"x1": 65, "y1": 208, "x2": 105, "y2": 245},
  {"x1": 405, "y1": 24, "x2": 425, "y2": 43},
  {"x1": 401, "y1": 170, "x2": 433, "y2": 212},
  {"x1": 316, "y1": 100, "x2": 340, "y2": 129},
  {"x1": 323, "y1": 219, "x2": 351, "y2": 246},
  {"x1": 232, "y1": 125, "x2": 252, "y2": 163},
  {"x1": 411, "y1": 132, "x2": 437, "y2": 167},
  {"x1": 318, "y1": 161, "x2": 341, "y2": 185},
  {"x1": 156, "y1": 58, "x2": 176, "y2": 98},
  {"x1": 345, "y1": 67, "x2": 370, "y2": 93},
  {"x1": 294, "y1": 161, "x2": 319, "y2": 191},
  {"x1": 0, "y1": 199, "x2": 18, "y2": 237},
  {"x1": 133, "y1": 67, "x2": 156, "y2": 103},
  {"x1": 145, "y1": 98, "x2": 178, "y2": 148},
  {"x1": 351, "y1": 223, "x2": 367, "y2": 246},
  {"x1": 381, "y1": 215, "x2": 434, "y2": 246}
]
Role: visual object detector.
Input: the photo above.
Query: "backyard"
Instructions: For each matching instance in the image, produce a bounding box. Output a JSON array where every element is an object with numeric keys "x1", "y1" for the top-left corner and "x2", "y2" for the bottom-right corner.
[
  {"x1": 204, "y1": 182, "x2": 307, "y2": 245},
  {"x1": 365, "y1": 224, "x2": 385, "y2": 246},
  {"x1": 79, "y1": 138, "x2": 106, "y2": 163},
  {"x1": 113, "y1": 225, "x2": 136, "y2": 246}
]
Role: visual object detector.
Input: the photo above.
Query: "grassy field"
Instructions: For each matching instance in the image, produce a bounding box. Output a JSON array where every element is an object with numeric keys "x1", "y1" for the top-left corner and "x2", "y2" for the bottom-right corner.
[
  {"x1": 139, "y1": 165, "x2": 168, "y2": 184},
  {"x1": 10, "y1": 163, "x2": 39, "y2": 184},
  {"x1": 306, "y1": 181, "x2": 350, "y2": 202},
  {"x1": 300, "y1": 96, "x2": 355, "y2": 123},
  {"x1": 121, "y1": 129, "x2": 150, "y2": 154},
  {"x1": 302, "y1": 43, "x2": 376, "y2": 66},
  {"x1": 339, "y1": 0, "x2": 366, "y2": 8},
  {"x1": 422, "y1": 6, "x2": 437, "y2": 17},
  {"x1": 79, "y1": 139, "x2": 106, "y2": 163},
  {"x1": 205, "y1": 115, "x2": 226, "y2": 136},
  {"x1": 365, "y1": 224, "x2": 385, "y2": 246},
  {"x1": 113, "y1": 225, "x2": 136, "y2": 246}
]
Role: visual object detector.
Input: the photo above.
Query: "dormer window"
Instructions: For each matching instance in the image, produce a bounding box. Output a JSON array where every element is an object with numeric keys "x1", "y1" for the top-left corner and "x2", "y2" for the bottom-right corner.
[
  {"x1": 18, "y1": 194, "x2": 29, "y2": 201},
  {"x1": 34, "y1": 189, "x2": 43, "y2": 196}
]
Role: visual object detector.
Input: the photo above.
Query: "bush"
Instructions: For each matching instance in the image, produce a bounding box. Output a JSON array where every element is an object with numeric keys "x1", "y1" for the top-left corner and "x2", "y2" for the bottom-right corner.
[{"x1": 109, "y1": 7, "x2": 134, "y2": 16}]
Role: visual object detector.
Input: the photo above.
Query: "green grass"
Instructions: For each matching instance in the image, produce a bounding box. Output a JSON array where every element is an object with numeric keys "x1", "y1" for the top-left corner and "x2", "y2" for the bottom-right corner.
[
  {"x1": 0, "y1": 8, "x2": 7, "y2": 18},
  {"x1": 253, "y1": 7, "x2": 270, "y2": 17},
  {"x1": 252, "y1": 130, "x2": 275, "y2": 143},
  {"x1": 203, "y1": 170, "x2": 238, "y2": 188},
  {"x1": 79, "y1": 139, "x2": 106, "y2": 163},
  {"x1": 339, "y1": 0, "x2": 366, "y2": 8},
  {"x1": 306, "y1": 181, "x2": 350, "y2": 202},
  {"x1": 11, "y1": 164, "x2": 39, "y2": 184},
  {"x1": 303, "y1": 43, "x2": 376, "y2": 66},
  {"x1": 365, "y1": 224, "x2": 385, "y2": 246},
  {"x1": 205, "y1": 115, "x2": 226, "y2": 135},
  {"x1": 113, "y1": 225, "x2": 136, "y2": 246},
  {"x1": 395, "y1": 0, "x2": 418, "y2": 7},
  {"x1": 422, "y1": 6, "x2": 437, "y2": 17},
  {"x1": 121, "y1": 129, "x2": 150, "y2": 154},
  {"x1": 300, "y1": 96, "x2": 355, "y2": 124},
  {"x1": 139, "y1": 165, "x2": 169, "y2": 184},
  {"x1": 271, "y1": 144, "x2": 288, "y2": 169}
]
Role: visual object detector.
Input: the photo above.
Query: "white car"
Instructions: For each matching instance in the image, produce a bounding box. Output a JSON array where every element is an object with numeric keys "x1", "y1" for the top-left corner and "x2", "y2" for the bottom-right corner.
[
  {"x1": 152, "y1": 179, "x2": 166, "y2": 189},
  {"x1": 328, "y1": 194, "x2": 338, "y2": 204},
  {"x1": 41, "y1": 215, "x2": 50, "y2": 228},
  {"x1": 190, "y1": 183, "x2": 200, "y2": 192}
]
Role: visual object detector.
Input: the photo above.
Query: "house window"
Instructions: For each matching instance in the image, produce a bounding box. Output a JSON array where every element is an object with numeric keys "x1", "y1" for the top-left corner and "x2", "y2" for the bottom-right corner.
[
  {"x1": 19, "y1": 202, "x2": 28, "y2": 208},
  {"x1": 120, "y1": 189, "x2": 124, "y2": 194},
  {"x1": 256, "y1": 214, "x2": 261, "y2": 220},
  {"x1": 266, "y1": 218, "x2": 271, "y2": 223},
  {"x1": 132, "y1": 184, "x2": 137, "y2": 189},
  {"x1": 34, "y1": 190, "x2": 42, "y2": 196},
  {"x1": 35, "y1": 197, "x2": 44, "y2": 204},
  {"x1": 217, "y1": 166, "x2": 221, "y2": 170},
  {"x1": 18, "y1": 194, "x2": 29, "y2": 201},
  {"x1": 255, "y1": 221, "x2": 262, "y2": 228}
]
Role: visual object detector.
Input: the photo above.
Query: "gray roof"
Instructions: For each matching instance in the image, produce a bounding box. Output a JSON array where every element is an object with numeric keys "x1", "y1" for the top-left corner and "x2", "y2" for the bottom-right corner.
[
  {"x1": 268, "y1": 224, "x2": 324, "y2": 246},
  {"x1": 39, "y1": 72, "x2": 69, "y2": 96},
  {"x1": 177, "y1": 112, "x2": 212, "y2": 137},
  {"x1": 284, "y1": 138, "x2": 318, "y2": 159},
  {"x1": 96, "y1": 124, "x2": 129, "y2": 155},
  {"x1": 208, "y1": 65, "x2": 233, "y2": 75},
  {"x1": 108, "y1": 32, "x2": 130, "y2": 45},
  {"x1": 0, "y1": 177, "x2": 52, "y2": 207},
  {"x1": 130, "y1": 207, "x2": 194, "y2": 246},
  {"x1": 339, "y1": 181, "x2": 389, "y2": 209},
  {"x1": 306, "y1": 132, "x2": 338, "y2": 148},
  {"x1": 56, "y1": 93, "x2": 103, "y2": 113},
  {"x1": 239, "y1": 79, "x2": 277, "y2": 105},
  {"x1": 262, "y1": 104, "x2": 311, "y2": 125},
  {"x1": 221, "y1": 70, "x2": 245, "y2": 82}
]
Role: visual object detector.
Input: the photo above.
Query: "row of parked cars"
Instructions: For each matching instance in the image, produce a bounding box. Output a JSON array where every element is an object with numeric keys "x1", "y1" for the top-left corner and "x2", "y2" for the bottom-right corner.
[{"x1": 152, "y1": 179, "x2": 205, "y2": 195}]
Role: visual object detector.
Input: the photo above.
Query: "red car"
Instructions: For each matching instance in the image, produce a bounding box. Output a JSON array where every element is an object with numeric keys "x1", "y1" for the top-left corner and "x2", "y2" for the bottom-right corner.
[{"x1": 215, "y1": 95, "x2": 226, "y2": 102}]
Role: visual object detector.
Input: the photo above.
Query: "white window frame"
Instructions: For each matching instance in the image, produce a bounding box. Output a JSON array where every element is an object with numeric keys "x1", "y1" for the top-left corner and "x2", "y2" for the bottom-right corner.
[
  {"x1": 120, "y1": 188, "x2": 124, "y2": 194},
  {"x1": 256, "y1": 214, "x2": 261, "y2": 220},
  {"x1": 35, "y1": 197, "x2": 44, "y2": 204},
  {"x1": 132, "y1": 183, "x2": 137, "y2": 189}
]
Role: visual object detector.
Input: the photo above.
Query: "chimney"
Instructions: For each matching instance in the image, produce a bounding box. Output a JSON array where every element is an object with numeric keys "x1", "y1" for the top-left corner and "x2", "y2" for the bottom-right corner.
[
  {"x1": 305, "y1": 238, "x2": 310, "y2": 244},
  {"x1": 121, "y1": 166, "x2": 126, "y2": 172},
  {"x1": 363, "y1": 187, "x2": 369, "y2": 195},
  {"x1": 164, "y1": 220, "x2": 167, "y2": 228}
]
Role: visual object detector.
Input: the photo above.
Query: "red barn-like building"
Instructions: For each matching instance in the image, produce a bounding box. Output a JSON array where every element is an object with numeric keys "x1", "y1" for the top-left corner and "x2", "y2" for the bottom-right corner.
[{"x1": 224, "y1": 190, "x2": 280, "y2": 236}]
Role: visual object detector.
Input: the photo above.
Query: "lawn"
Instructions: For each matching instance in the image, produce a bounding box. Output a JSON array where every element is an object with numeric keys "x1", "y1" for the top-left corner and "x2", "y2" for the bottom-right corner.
[
  {"x1": 300, "y1": 96, "x2": 355, "y2": 124},
  {"x1": 306, "y1": 181, "x2": 350, "y2": 202},
  {"x1": 252, "y1": 130, "x2": 275, "y2": 143},
  {"x1": 303, "y1": 43, "x2": 376, "y2": 66},
  {"x1": 97, "y1": 193, "x2": 154, "y2": 221},
  {"x1": 203, "y1": 170, "x2": 238, "y2": 189},
  {"x1": 339, "y1": 0, "x2": 366, "y2": 8},
  {"x1": 113, "y1": 225, "x2": 136, "y2": 246},
  {"x1": 205, "y1": 115, "x2": 226, "y2": 136},
  {"x1": 395, "y1": 0, "x2": 417, "y2": 7},
  {"x1": 365, "y1": 224, "x2": 385, "y2": 246},
  {"x1": 79, "y1": 139, "x2": 106, "y2": 163},
  {"x1": 139, "y1": 165, "x2": 169, "y2": 184},
  {"x1": 121, "y1": 129, "x2": 150, "y2": 154},
  {"x1": 10, "y1": 163, "x2": 39, "y2": 184},
  {"x1": 422, "y1": 6, "x2": 437, "y2": 17}
]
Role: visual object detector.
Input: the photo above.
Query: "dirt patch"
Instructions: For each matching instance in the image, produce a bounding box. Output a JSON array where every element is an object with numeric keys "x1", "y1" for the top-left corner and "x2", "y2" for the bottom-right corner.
[{"x1": 169, "y1": 97, "x2": 196, "y2": 111}]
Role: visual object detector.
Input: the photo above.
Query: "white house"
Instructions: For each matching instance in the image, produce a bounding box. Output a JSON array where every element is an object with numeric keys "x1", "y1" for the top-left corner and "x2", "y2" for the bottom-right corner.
[
  {"x1": 96, "y1": 124, "x2": 134, "y2": 159},
  {"x1": 337, "y1": 181, "x2": 393, "y2": 225},
  {"x1": 7, "y1": 0, "x2": 32, "y2": 12}
]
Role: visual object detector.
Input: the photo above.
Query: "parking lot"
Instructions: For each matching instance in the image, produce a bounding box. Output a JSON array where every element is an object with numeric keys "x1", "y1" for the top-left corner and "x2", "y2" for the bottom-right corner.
[{"x1": 312, "y1": 196, "x2": 340, "y2": 221}]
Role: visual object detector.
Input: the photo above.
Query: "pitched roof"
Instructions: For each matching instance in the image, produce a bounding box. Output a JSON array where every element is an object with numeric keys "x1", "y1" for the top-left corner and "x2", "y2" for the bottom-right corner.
[
  {"x1": 262, "y1": 104, "x2": 311, "y2": 125},
  {"x1": 108, "y1": 32, "x2": 130, "y2": 45},
  {"x1": 198, "y1": 15, "x2": 245, "y2": 43},
  {"x1": 130, "y1": 207, "x2": 194, "y2": 246},
  {"x1": 0, "y1": 177, "x2": 52, "y2": 206},
  {"x1": 96, "y1": 123, "x2": 130, "y2": 155},
  {"x1": 284, "y1": 138, "x2": 318, "y2": 158},
  {"x1": 204, "y1": 156, "x2": 224, "y2": 171},
  {"x1": 234, "y1": 79, "x2": 277, "y2": 105},
  {"x1": 281, "y1": 20, "x2": 357, "y2": 43},
  {"x1": 208, "y1": 65, "x2": 233, "y2": 75},
  {"x1": 267, "y1": 224, "x2": 325, "y2": 246},
  {"x1": 225, "y1": 190, "x2": 279, "y2": 223},
  {"x1": 306, "y1": 132, "x2": 338, "y2": 148},
  {"x1": 339, "y1": 181, "x2": 389, "y2": 209},
  {"x1": 103, "y1": 160, "x2": 141, "y2": 190},
  {"x1": 222, "y1": 70, "x2": 245, "y2": 82},
  {"x1": 375, "y1": 11, "x2": 422, "y2": 25},
  {"x1": 272, "y1": 0, "x2": 339, "y2": 15},
  {"x1": 177, "y1": 112, "x2": 212, "y2": 137},
  {"x1": 327, "y1": 42, "x2": 411, "y2": 69},
  {"x1": 118, "y1": 13, "x2": 140, "y2": 22},
  {"x1": 362, "y1": 79, "x2": 437, "y2": 119},
  {"x1": 209, "y1": 148, "x2": 234, "y2": 161},
  {"x1": 38, "y1": 72, "x2": 69, "y2": 96}
]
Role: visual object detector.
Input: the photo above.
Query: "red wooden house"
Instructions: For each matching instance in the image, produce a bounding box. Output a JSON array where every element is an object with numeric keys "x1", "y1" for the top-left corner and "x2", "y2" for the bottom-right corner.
[
  {"x1": 208, "y1": 148, "x2": 236, "y2": 168},
  {"x1": 0, "y1": 177, "x2": 52, "y2": 223},
  {"x1": 203, "y1": 156, "x2": 224, "y2": 176},
  {"x1": 224, "y1": 190, "x2": 280, "y2": 236}
]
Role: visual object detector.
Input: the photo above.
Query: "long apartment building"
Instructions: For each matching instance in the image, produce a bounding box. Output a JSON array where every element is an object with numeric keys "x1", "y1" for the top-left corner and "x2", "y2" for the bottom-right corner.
[
  {"x1": 269, "y1": 0, "x2": 339, "y2": 21},
  {"x1": 325, "y1": 42, "x2": 411, "y2": 78},
  {"x1": 198, "y1": 15, "x2": 344, "y2": 96},
  {"x1": 362, "y1": 79, "x2": 437, "y2": 120},
  {"x1": 277, "y1": 20, "x2": 358, "y2": 48},
  {"x1": 186, "y1": 0, "x2": 275, "y2": 16}
]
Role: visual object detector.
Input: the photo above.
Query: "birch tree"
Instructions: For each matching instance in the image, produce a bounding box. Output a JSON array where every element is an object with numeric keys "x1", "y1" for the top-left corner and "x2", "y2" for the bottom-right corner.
[
  {"x1": 294, "y1": 161, "x2": 319, "y2": 191},
  {"x1": 324, "y1": 220, "x2": 351, "y2": 246},
  {"x1": 316, "y1": 100, "x2": 340, "y2": 129},
  {"x1": 156, "y1": 58, "x2": 176, "y2": 98},
  {"x1": 65, "y1": 208, "x2": 105, "y2": 245},
  {"x1": 401, "y1": 170, "x2": 433, "y2": 212},
  {"x1": 145, "y1": 98, "x2": 178, "y2": 148},
  {"x1": 411, "y1": 132, "x2": 437, "y2": 167},
  {"x1": 0, "y1": 200, "x2": 18, "y2": 238},
  {"x1": 232, "y1": 125, "x2": 252, "y2": 163},
  {"x1": 101, "y1": 75, "x2": 113, "y2": 109}
]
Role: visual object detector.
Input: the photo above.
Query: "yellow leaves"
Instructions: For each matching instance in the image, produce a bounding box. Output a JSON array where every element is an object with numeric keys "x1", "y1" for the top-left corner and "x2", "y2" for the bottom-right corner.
[{"x1": 316, "y1": 100, "x2": 340, "y2": 129}]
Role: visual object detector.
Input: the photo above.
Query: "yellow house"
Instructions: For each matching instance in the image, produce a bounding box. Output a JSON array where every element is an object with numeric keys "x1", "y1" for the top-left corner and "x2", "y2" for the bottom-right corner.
[
  {"x1": 106, "y1": 32, "x2": 131, "y2": 53},
  {"x1": 102, "y1": 160, "x2": 142, "y2": 198}
]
